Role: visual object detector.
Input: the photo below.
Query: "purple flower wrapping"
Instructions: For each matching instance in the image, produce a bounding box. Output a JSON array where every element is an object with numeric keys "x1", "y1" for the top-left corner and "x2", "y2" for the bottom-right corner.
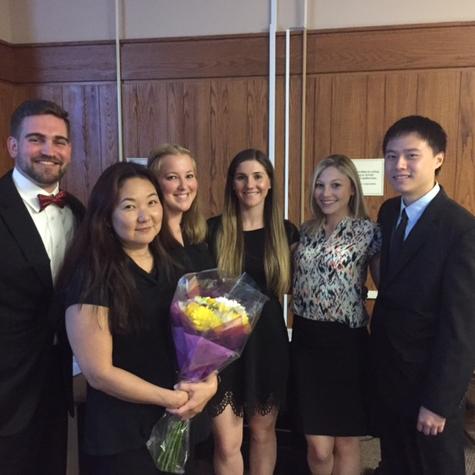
[
  {"x1": 147, "y1": 270, "x2": 268, "y2": 474},
  {"x1": 172, "y1": 327, "x2": 239, "y2": 381}
]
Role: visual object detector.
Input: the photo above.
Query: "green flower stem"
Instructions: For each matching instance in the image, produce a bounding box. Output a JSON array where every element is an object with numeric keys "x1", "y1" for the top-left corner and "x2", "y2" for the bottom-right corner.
[{"x1": 156, "y1": 417, "x2": 188, "y2": 473}]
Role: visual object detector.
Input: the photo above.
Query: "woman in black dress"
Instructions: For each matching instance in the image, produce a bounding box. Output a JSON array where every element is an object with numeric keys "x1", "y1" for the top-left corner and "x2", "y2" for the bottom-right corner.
[
  {"x1": 148, "y1": 144, "x2": 215, "y2": 459},
  {"x1": 291, "y1": 155, "x2": 381, "y2": 475},
  {"x1": 60, "y1": 163, "x2": 217, "y2": 475},
  {"x1": 207, "y1": 149, "x2": 298, "y2": 475}
]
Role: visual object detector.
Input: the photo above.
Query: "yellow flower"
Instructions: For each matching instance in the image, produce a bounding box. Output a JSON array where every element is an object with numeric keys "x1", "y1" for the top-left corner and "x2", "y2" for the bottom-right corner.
[
  {"x1": 181, "y1": 296, "x2": 250, "y2": 332},
  {"x1": 185, "y1": 302, "x2": 222, "y2": 331}
]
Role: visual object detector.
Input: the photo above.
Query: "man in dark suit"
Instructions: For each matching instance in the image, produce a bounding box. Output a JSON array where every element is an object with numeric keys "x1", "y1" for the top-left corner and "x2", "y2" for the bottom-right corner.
[
  {"x1": 371, "y1": 115, "x2": 475, "y2": 475},
  {"x1": 0, "y1": 99, "x2": 84, "y2": 475}
]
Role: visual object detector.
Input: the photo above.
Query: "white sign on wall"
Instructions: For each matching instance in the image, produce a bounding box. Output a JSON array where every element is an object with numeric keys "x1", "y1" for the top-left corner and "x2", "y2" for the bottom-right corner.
[{"x1": 352, "y1": 159, "x2": 385, "y2": 196}]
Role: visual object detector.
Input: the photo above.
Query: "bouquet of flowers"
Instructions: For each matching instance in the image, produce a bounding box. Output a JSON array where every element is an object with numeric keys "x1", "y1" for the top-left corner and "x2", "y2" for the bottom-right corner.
[{"x1": 147, "y1": 269, "x2": 268, "y2": 473}]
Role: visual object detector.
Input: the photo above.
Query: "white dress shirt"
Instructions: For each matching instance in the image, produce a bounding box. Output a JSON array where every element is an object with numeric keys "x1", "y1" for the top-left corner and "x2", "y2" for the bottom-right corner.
[
  {"x1": 398, "y1": 183, "x2": 441, "y2": 239},
  {"x1": 12, "y1": 167, "x2": 76, "y2": 283}
]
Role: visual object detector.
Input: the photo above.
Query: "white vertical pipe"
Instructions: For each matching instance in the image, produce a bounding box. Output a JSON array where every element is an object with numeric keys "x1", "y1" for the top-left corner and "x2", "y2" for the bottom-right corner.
[
  {"x1": 284, "y1": 29, "x2": 290, "y2": 221},
  {"x1": 283, "y1": 28, "x2": 291, "y2": 328},
  {"x1": 268, "y1": 0, "x2": 277, "y2": 165},
  {"x1": 115, "y1": 0, "x2": 124, "y2": 161},
  {"x1": 300, "y1": 0, "x2": 308, "y2": 222}
]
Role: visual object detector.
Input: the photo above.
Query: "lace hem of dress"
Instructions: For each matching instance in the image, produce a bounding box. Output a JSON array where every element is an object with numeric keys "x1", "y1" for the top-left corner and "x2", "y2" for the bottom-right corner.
[{"x1": 209, "y1": 390, "x2": 280, "y2": 418}]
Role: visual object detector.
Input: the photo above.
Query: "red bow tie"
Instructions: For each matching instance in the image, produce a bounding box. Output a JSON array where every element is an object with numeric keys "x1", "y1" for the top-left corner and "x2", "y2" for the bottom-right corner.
[{"x1": 37, "y1": 191, "x2": 68, "y2": 211}]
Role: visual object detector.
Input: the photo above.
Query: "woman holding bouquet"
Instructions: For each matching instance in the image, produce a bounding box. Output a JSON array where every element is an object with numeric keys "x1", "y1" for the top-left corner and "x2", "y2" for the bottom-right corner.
[
  {"x1": 291, "y1": 155, "x2": 381, "y2": 475},
  {"x1": 208, "y1": 149, "x2": 299, "y2": 475},
  {"x1": 59, "y1": 162, "x2": 217, "y2": 475}
]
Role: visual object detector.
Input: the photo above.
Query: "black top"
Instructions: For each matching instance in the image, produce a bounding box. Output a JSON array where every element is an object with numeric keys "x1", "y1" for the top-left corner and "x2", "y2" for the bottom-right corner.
[
  {"x1": 65, "y1": 259, "x2": 177, "y2": 456},
  {"x1": 207, "y1": 217, "x2": 299, "y2": 297},
  {"x1": 171, "y1": 241, "x2": 215, "y2": 275}
]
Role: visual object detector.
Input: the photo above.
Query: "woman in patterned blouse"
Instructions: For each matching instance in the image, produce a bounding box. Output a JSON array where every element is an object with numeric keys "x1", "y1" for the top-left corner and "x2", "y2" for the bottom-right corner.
[{"x1": 291, "y1": 154, "x2": 381, "y2": 475}]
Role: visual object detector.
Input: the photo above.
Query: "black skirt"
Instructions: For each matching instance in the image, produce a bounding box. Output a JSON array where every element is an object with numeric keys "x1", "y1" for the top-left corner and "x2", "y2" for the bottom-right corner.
[
  {"x1": 290, "y1": 315, "x2": 370, "y2": 436},
  {"x1": 209, "y1": 297, "x2": 290, "y2": 417}
]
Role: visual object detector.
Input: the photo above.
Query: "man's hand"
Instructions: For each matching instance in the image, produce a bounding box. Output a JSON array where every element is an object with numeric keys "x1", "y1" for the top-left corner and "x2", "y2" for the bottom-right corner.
[
  {"x1": 417, "y1": 406, "x2": 446, "y2": 436},
  {"x1": 169, "y1": 372, "x2": 218, "y2": 420}
]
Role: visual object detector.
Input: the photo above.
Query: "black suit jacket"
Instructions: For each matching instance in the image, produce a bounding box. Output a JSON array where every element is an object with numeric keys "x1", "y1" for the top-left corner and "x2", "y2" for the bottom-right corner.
[
  {"x1": 0, "y1": 171, "x2": 84, "y2": 436},
  {"x1": 371, "y1": 188, "x2": 475, "y2": 419}
]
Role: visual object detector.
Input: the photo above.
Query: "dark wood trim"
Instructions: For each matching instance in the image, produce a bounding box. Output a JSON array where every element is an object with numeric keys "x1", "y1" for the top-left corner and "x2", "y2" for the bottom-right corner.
[
  {"x1": 2, "y1": 21, "x2": 475, "y2": 83},
  {"x1": 13, "y1": 43, "x2": 117, "y2": 83},
  {"x1": 121, "y1": 35, "x2": 270, "y2": 80},
  {"x1": 304, "y1": 23, "x2": 475, "y2": 74},
  {"x1": 0, "y1": 41, "x2": 15, "y2": 83}
]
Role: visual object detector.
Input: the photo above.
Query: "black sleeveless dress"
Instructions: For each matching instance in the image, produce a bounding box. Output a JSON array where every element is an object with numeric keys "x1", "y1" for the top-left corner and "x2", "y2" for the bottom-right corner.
[{"x1": 207, "y1": 216, "x2": 299, "y2": 417}]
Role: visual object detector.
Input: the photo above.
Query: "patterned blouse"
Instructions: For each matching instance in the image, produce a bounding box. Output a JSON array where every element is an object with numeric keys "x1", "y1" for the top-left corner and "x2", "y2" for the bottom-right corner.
[{"x1": 292, "y1": 216, "x2": 382, "y2": 328}]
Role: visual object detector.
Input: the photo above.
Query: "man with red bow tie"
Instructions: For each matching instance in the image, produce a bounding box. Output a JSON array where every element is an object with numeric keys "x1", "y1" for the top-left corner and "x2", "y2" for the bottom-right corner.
[{"x1": 0, "y1": 99, "x2": 84, "y2": 474}]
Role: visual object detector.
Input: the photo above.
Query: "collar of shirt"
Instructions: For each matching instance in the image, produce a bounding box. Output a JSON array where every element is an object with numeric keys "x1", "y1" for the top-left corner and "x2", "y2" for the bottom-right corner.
[
  {"x1": 398, "y1": 183, "x2": 441, "y2": 237},
  {"x1": 12, "y1": 167, "x2": 60, "y2": 213}
]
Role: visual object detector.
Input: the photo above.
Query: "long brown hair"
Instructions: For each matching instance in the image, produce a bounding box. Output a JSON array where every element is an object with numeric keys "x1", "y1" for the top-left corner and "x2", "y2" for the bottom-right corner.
[
  {"x1": 58, "y1": 162, "x2": 176, "y2": 335},
  {"x1": 215, "y1": 149, "x2": 291, "y2": 296}
]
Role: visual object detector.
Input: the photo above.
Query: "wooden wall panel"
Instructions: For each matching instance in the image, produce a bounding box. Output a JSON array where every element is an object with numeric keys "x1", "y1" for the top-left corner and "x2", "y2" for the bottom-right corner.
[
  {"x1": 305, "y1": 23, "x2": 475, "y2": 74},
  {"x1": 123, "y1": 77, "x2": 271, "y2": 217},
  {"x1": 125, "y1": 82, "x2": 169, "y2": 155},
  {"x1": 304, "y1": 68, "x2": 474, "y2": 223},
  {"x1": 416, "y1": 71, "x2": 461, "y2": 195},
  {"x1": 182, "y1": 80, "x2": 213, "y2": 215},
  {"x1": 0, "y1": 82, "x2": 30, "y2": 175},
  {"x1": 121, "y1": 35, "x2": 270, "y2": 81},
  {"x1": 13, "y1": 43, "x2": 116, "y2": 83},
  {"x1": 308, "y1": 75, "x2": 333, "y2": 167},
  {"x1": 28, "y1": 82, "x2": 118, "y2": 203},
  {"x1": 4, "y1": 23, "x2": 475, "y2": 84},
  {"x1": 330, "y1": 74, "x2": 368, "y2": 157},
  {"x1": 457, "y1": 71, "x2": 475, "y2": 211},
  {"x1": 1, "y1": 22, "x2": 475, "y2": 220},
  {"x1": 167, "y1": 82, "x2": 185, "y2": 142},
  {"x1": 246, "y1": 79, "x2": 268, "y2": 152},
  {"x1": 364, "y1": 75, "x2": 387, "y2": 220},
  {"x1": 384, "y1": 73, "x2": 419, "y2": 125}
]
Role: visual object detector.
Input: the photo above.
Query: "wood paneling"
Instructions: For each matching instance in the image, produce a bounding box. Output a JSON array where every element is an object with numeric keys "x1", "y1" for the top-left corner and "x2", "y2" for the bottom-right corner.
[
  {"x1": 13, "y1": 43, "x2": 116, "y2": 83},
  {"x1": 13, "y1": 82, "x2": 119, "y2": 203},
  {"x1": 0, "y1": 81, "x2": 30, "y2": 175},
  {"x1": 2, "y1": 23, "x2": 475, "y2": 84},
  {"x1": 1, "y1": 22, "x2": 475, "y2": 220},
  {"x1": 457, "y1": 71, "x2": 475, "y2": 211},
  {"x1": 303, "y1": 68, "x2": 475, "y2": 221},
  {"x1": 122, "y1": 77, "x2": 270, "y2": 217},
  {"x1": 305, "y1": 23, "x2": 475, "y2": 74},
  {"x1": 416, "y1": 71, "x2": 461, "y2": 193},
  {"x1": 121, "y1": 35, "x2": 270, "y2": 81}
]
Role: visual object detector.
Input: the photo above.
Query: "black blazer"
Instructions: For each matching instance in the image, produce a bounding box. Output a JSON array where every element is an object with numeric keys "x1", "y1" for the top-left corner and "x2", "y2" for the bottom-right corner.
[
  {"x1": 0, "y1": 171, "x2": 84, "y2": 436},
  {"x1": 371, "y1": 188, "x2": 475, "y2": 419}
]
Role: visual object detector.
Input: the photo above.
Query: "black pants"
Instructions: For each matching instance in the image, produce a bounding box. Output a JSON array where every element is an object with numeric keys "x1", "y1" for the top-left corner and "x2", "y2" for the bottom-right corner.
[
  {"x1": 0, "y1": 348, "x2": 68, "y2": 475},
  {"x1": 379, "y1": 402, "x2": 465, "y2": 475}
]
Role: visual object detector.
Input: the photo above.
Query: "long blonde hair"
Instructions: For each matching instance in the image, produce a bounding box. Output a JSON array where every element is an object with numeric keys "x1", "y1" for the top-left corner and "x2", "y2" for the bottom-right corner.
[
  {"x1": 305, "y1": 154, "x2": 368, "y2": 233},
  {"x1": 148, "y1": 144, "x2": 207, "y2": 246},
  {"x1": 216, "y1": 149, "x2": 291, "y2": 296}
]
